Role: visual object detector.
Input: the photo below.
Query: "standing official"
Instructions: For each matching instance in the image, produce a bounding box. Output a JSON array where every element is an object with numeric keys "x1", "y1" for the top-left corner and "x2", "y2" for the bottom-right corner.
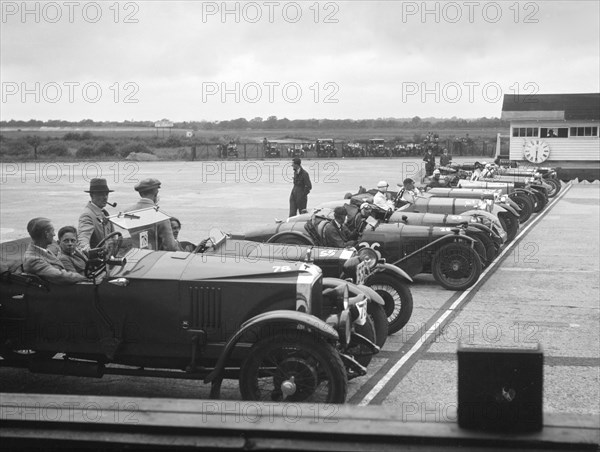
[
  {"x1": 289, "y1": 157, "x2": 312, "y2": 217},
  {"x1": 125, "y1": 178, "x2": 180, "y2": 251},
  {"x1": 78, "y1": 178, "x2": 114, "y2": 252},
  {"x1": 423, "y1": 148, "x2": 436, "y2": 176}
]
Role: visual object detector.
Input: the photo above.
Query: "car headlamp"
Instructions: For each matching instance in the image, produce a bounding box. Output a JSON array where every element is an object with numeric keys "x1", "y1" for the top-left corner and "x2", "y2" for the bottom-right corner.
[
  {"x1": 357, "y1": 247, "x2": 378, "y2": 270},
  {"x1": 499, "y1": 194, "x2": 508, "y2": 203}
]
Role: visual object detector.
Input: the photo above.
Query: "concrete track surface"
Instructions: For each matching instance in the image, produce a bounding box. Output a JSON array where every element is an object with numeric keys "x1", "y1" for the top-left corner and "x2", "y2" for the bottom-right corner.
[{"x1": 0, "y1": 159, "x2": 598, "y2": 419}]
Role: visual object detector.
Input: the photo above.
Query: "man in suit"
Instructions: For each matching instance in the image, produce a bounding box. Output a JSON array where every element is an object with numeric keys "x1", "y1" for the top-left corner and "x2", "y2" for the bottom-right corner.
[
  {"x1": 78, "y1": 178, "x2": 115, "y2": 252},
  {"x1": 322, "y1": 207, "x2": 358, "y2": 248},
  {"x1": 125, "y1": 178, "x2": 180, "y2": 251},
  {"x1": 23, "y1": 217, "x2": 88, "y2": 284}
]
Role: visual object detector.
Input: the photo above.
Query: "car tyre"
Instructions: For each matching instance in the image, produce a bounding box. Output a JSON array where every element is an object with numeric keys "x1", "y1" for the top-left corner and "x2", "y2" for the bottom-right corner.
[
  {"x1": 366, "y1": 302, "x2": 388, "y2": 348},
  {"x1": 531, "y1": 190, "x2": 547, "y2": 213},
  {"x1": 498, "y1": 212, "x2": 519, "y2": 243},
  {"x1": 366, "y1": 273, "x2": 414, "y2": 334},
  {"x1": 469, "y1": 231, "x2": 498, "y2": 266},
  {"x1": 239, "y1": 333, "x2": 347, "y2": 403},
  {"x1": 432, "y1": 243, "x2": 482, "y2": 291},
  {"x1": 510, "y1": 193, "x2": 533, "y2": 223},
  {"x1": 348, "y1": 316, "x2": 377, "y2": 368},
  {"x1": 545, "y1": 179, "x2": 561, "y2": 198}
]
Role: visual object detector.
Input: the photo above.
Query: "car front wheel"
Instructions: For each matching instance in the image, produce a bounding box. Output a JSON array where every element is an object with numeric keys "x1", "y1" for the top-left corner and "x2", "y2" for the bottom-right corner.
[
  {"x1": 432, "y1": 243, "x2": 482, "y2": 291},
  {"x1": 239, "y1": 333, "x2": 348, "y2": 403},
  {"x1": 366, "y1": 273, "x2": 414, "y2": 334}
]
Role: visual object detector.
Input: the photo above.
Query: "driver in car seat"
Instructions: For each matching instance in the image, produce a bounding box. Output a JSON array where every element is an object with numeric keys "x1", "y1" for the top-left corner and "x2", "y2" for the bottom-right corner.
[
  {"x1": 57, "y1": 225, "x2": 88, "y2": 274},
  {"x1": 373, "y1": 181, "x2": 395, "y2": 211},
  {"x1": 345, "y1": 202, "x2": 372, "y2": 235},
  {"x1": 322, "y1": 207, "x2": 358, "y2": 248},
  {"x1": 23, "y1": 218, "x2": 88, "y2": 284}
]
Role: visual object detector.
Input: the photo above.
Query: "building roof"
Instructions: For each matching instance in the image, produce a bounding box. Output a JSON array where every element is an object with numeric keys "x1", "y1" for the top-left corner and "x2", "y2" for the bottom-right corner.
[{"x1": 501, "y1": 93, "x2": 600, "y2": 121}]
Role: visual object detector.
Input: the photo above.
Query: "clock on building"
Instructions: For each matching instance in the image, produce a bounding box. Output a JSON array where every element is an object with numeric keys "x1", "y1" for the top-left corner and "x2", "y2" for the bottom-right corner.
[{"x1": 523, "y1": 140, "x2": 550, "y2": 163}]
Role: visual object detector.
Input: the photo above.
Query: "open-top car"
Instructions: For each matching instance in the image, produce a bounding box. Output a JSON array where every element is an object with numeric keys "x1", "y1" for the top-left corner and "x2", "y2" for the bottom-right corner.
[
  {"x1": 225, "y1": 229, "x2": 414, "y2": 335},
  {"x1": 335, "y1": 186, "x2": 520, "y2": 243},
  {"x1": 264, "y1": 143, "x2": 281, "y2": 158},
  {"x1": 0, "y1": 208, "x2": 377, "y2": 403},
  {"x1": 242, "y1": 207, "x2": 484, "y2": 292}
]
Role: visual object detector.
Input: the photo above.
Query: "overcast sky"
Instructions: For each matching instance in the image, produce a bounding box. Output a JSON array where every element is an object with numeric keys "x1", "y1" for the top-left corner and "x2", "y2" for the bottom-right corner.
[{"x1": 1, "y1": 0, "x2": 599, "y2": 121}]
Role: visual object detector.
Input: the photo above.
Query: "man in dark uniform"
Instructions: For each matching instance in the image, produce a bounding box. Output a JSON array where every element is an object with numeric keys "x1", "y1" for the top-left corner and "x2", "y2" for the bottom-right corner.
[
  {"x1": 322, "y1": 206, "x2": 358, "y2": 248},
  {"x1": 423, "y1": 148, "x2": 436, "y2": 176},
  {"x1": 78, "y1": 178, "x2": 115, "y2": 253},
  {"x1": 345, "y1": 203, "x2": 372, "y2": 236},
  {"x1": 289, "y1": 157, "x2": 312, "y2": 217}
]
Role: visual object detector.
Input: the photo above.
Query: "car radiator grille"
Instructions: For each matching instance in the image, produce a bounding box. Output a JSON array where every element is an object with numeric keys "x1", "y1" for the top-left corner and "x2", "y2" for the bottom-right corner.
[{"x1": 189, "y1": 286, "x2": 222, "y2": 329}]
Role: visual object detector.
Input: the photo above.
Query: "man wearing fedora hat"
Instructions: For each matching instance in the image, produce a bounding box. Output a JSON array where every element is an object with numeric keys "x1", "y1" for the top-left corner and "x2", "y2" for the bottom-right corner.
[
  {"x1": 125, "y1": 178, "x2": 180, "y2": 251},
  {"x1": 78, "y1": 178, "x2": 115, "y2": 252}
]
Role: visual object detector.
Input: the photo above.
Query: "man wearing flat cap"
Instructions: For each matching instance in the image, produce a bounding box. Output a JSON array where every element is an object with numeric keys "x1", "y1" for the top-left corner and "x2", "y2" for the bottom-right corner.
[
  {"x1": 289, "y1": 157, "x2": 312, "y2": 217},
  {"x1": 322, "y1": 206, "x2": 358, "y2": 248},
  {"x1": 125, "y1": 178, "x2": 180, "y2": 251},
  {"x1": 24, "y1": 217, "x2": 88, "y2": 284},
  {"x1": 78, "y1": 178, "x2": 115, "y2": 252}
]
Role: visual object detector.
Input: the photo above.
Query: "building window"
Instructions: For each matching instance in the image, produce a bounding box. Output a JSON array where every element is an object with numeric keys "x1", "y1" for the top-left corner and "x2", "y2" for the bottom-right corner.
[
  {"x1": 540, "y1": 127, "x2": 568, "y2": 138},
  {"x1": 569, "y1": 126, "x2": 598, "y2": 137},
  {"x1": 512, "y1": 127, "x2": 538, "y2": 137}
]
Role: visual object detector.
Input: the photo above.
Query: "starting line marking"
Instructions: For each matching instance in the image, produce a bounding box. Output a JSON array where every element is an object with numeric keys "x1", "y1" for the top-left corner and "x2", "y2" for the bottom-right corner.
[{"x1": 357, "y1": 183, "x2": 573, "y2": 406}]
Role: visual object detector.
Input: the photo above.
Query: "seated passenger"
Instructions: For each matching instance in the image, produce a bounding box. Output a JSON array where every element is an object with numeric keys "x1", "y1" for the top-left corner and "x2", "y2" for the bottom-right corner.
[
  {"x1": 425, "y1": 170, "x2": 449, "y2": 189},
  {"x1": 57, "y1": 226, "x2": 88, "y2": 274},
  {"x1": 373, "y1": 180, "x2": 395, "y2": 211},
  {"x1": 170, "y1": 217, "x2": 196, "y2": 252},
  {"x1": 322, "y1": 207, "x2": 358, "y2": 248},
  {"x1": 346, "y1": 202, "x2": 372, "y2": 233},
  {"x1": 23, "y1": 217, "x2": 88, "y2": 284},
  {"x1": 397, "y1": 178, "x2": 421, "y2": 206}
]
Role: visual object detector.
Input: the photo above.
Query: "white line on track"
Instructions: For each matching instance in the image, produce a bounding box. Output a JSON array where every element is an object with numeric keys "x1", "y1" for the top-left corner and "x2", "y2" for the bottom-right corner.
[{"x1": 357, "y1": 183, "x2": 573, "y2": 406}]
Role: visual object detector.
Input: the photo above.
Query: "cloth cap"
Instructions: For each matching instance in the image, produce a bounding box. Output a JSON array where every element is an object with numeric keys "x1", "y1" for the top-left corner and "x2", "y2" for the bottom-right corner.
[
  {"x1": 292, "y1": 157, "x2": 301, "y2": 165},
  {"x1": 134, "y1": 178, "x2": 161, "y2": 192},
  {"x1": 360, "y1": 202, "x2": 371, "y2": 210},
  {"x1": 377, "y1": 180, "x2": 389, "y2": 188},
  {"x1": 85, "y1": 178, "x2": 114, "y2": 193},
  {"x1": 433, "y1": 169, "x2": 441, "y2": 175},
  {"x1": 333, "y1": 206, "x2": 347, "y2": 217}
]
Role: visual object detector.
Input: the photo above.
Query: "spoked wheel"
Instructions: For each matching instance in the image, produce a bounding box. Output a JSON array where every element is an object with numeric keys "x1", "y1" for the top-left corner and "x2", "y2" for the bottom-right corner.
[
  {"x1": 432, "y1": 243, "x2": 482, "y2": 291},
  {"x1": 510, "y1": 194, "x2": 533, "y2": 223},
  {"x1": 239, "y1": 334, "x2": 348, "y2": 403},
  {"x1": 498, "y1": 212, "x2": 519, "y2": 243},
  {"x1": 366, "y1": 273, "x2": 414, "y2": 334},
  {"x1": 545, "y1": 179, "x2": 561, "y2": 198}
]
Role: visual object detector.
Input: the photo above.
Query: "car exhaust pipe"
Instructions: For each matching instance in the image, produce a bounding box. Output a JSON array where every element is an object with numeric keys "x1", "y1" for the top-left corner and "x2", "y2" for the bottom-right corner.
[{"x1": 29, "y1": 359, "x2": 105, "y2": 378}]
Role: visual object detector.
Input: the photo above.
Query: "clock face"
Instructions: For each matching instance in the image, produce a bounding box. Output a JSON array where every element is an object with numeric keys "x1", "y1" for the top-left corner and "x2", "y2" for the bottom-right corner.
[{"x1": 523, "y1": 140, "x2": 550, "y2": 163}]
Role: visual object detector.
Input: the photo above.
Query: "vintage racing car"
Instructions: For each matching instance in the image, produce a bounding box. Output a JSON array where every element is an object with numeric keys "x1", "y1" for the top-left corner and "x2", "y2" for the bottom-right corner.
[
  {"x1": 0, "y1": 209, "x2": 377, "y2": 403},
  {"x1": 335, "y1": 186, "x2": 520, "y2": 243},
  {"x1": 241, "y1": 208, "x2": 484, "y2": 292}
]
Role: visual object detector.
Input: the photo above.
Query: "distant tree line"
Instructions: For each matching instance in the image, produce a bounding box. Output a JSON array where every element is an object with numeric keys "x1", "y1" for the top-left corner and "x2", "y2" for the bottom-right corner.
[{"x1": 1, "y1": 116, "x2": 508, "y2": 130}]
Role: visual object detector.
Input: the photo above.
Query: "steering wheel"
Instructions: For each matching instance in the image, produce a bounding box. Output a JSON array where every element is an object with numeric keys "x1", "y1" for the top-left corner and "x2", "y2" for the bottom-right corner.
[
  {"x1": 192, "y1": 238, "x2": 213, "y2": 254},
  {"x1": 84, "y1": 231, "x2": 123, "y2": 279},
  {"x1": 96, "y1": 231, "x2": 123, "y2": 258}
]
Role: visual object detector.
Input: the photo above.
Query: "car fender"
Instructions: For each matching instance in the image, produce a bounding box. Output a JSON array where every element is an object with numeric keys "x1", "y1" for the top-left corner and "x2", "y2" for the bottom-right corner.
[
  {"x1": 467, "y1": 223, "x2": 503, "y2": 244},
  {"x1": 266, "y1": 231, "x2": 314, "y2": 245},
  {"x1": 204, "y1": 310, "x2": 338, "y2": 384},
  {"x1": 497, "y1": 203, "x2": 519, "y2": 217},
  {"x1": 356, "y1": 284, "x2": 384, "y2": 306},
  {"x1": 369, "y1": 263, "x2": 413, "y2": 283}
]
